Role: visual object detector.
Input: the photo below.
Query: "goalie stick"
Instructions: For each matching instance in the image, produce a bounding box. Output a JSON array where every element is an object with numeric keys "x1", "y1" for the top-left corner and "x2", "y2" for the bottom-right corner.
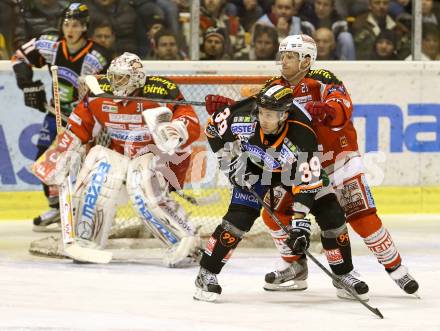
[
  {"x1": 50, "y1": 65, "x2": 75, "y2": 245},
  {"x1": 84, "y1": 75, "x2": 205, "y2": 106},
  {"x1": 244, "y1": 182, "x2": 384, "y2": 319},
  {"x1": 52, "y1": 67, "x2": 112, "y2": 263}
]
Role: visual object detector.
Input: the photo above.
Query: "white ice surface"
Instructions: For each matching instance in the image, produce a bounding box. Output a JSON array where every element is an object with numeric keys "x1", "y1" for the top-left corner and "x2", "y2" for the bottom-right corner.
[{"x1": 0, "y1": 215, "x2": 439, "y2": 331}]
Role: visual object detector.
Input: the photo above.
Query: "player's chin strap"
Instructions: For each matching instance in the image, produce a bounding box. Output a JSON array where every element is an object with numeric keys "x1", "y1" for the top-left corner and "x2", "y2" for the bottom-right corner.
[{"x1": 243, "y1": 181, "x2": 384, "y2": 319}]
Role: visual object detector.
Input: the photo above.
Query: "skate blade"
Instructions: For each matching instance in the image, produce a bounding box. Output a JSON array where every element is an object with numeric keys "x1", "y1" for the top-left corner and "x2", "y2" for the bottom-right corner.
[
  {"x1": 412, "y1": 291, "x2": 421, "y2": 299},
  {"x1": 264, "y1": 280, "x2": 308, "y2": 291},
  {"x1": 193, "y1": 288, "x2": 219, "y2": 302},
  {"x1": 65, "y1": 243, "x2": 112, "y2": 264},
  {"x1": 336, "y1": 288, "x2": 369, "y2": 302}
]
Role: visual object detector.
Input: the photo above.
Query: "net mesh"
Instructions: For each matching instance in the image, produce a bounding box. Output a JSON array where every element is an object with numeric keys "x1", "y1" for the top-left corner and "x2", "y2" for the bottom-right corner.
[{"x1": 100, "y1": 76, "x2": 278, "y2": 242}]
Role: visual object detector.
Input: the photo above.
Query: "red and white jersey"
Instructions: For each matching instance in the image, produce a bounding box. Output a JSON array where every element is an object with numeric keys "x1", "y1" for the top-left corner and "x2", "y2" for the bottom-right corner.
[
  {"x1": 67, "y1": 76, "x2": 200, "y2": 159},
  {"x1": 265, "y1": 69, "x2": 359, "y2": 175}
]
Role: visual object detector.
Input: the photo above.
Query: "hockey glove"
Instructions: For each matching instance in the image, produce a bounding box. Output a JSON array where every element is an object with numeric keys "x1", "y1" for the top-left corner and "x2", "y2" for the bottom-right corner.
[
  {"x1": 155, "y1": 120, "x2": 189, "y2": 155},
  {"x1": 22, "y1": 80, "x2": 47, "y2": 113},
  {"x1": 305, "y1": 101, "x2": 336, "y2": 125},
  {"x1": 285, "y1": 218, "x2": 312, "y2": 255},
  {"x1": 205, "y1": 94, "x2": 235, "y2": 115}
]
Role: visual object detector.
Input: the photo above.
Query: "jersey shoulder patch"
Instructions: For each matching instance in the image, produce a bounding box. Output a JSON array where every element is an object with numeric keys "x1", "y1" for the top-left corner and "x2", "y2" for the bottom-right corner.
[
  {"x1": 263, "y1": 76, "x2": 284, "y2": 89},
  {"x1": 307, "y1": 69, "x2": 342, "y2": 85},
  {"x1": 142, "y1": 76, "x2": 181, "y2": 100},
  {"x1": 97, "y1": 76, "x2": 112, "y2": 93},
  {"x1": 35, "y1": 35, "x2": 59, "y2": 52},
  {"x1": 83, "y1": 43, "x2": 110, "y2": 75}
]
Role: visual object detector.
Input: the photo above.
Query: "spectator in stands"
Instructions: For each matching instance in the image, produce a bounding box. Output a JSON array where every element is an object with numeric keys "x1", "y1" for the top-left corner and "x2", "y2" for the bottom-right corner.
[
  {"x1": 352, "y1": 0, "x2": 406, "y2": 59},
  {"x1": 248, "y1": 24, "x2": 279, "y2": 60},
  {"x1": 371, "y1": 29, "x2": 398, "y2": 59},
  {"x1": 420, "y1": 23, "x2": 440, "y2": 60},
  {"x1": 349, "y1": 0, "x2": 369, "y2": 16},
  {"x1": 0, "y1": 0, "x2": 16, "y2": 58},
  {"x1": 132, "y1": 0, "x2": 166, "y2": 58},
  {"x1": 256, "y1": 0, "x2": 308, "y2": 41},
  {"x1": 90, "y1": 20, "x2": 116, "y2": 57},
  {"x1": 314, "y1": 27, "x2": 338, "y2": 60},
  {"x1": 143, "y1": 15, "x2": 166, "y2": 59},
  {"x1": 13, "y1": 0, "x2": 68, "y2": 50},
  {"x1": 200, "y1": 0, "x2": 248, "y2": 59},
  {"x1": 200, "y1": 26, "x2": 230, "y2": 60},
  {"x1": 389, "y1": 0, "x2": 411, "y2": 19},
  {"x1": 233, "y1": 0, "x2": 264, "y2": 32},
  {"x1": 86, "y1": 0, "x2": 138, "y2": 55},
  {"x1": 133, "y1": 0, "x2": 183, "y2": 58},
  {"x1": 149, "y1": 29, "x2": 188, "y2": 60},
  {"x1": 301, "y1": 0, "x2": 356, "y2": 59},
  {"x1": 422, "y1": 0, "x2": 440, "y2": 26}
]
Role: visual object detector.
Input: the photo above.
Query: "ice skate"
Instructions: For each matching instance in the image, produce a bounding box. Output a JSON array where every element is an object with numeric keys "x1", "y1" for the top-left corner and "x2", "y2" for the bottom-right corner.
[
  {"x1": 388, "y1": 264, "x2": 419, "y2": 297},
  {"x1": 193, "y1": 267, "x2": 222, "y2": 302},
  {"x1": 32, "y1": 208, "x2": 61, "y2": 232},
  {"x1": 333, "y1": 270, "x2": 369, "y2": 301},
  {"x1": 264, "y1": 257, "x2": 308, "y2": 291}
]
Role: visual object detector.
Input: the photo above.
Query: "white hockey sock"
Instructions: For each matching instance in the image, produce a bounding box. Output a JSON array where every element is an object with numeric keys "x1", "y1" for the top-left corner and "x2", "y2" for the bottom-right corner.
[{"x1": 363, "y1": 227, "x2": 400, "y2": 267}]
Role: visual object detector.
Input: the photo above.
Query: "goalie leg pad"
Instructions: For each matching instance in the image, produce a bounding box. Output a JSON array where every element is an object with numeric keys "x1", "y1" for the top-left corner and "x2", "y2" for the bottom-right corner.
[
  {"x1": 73, "y1": 145, "x2": 129, "y2": 248},
  {"x1": 127, "y1": 153, "x2": 200, "y2": 267}
]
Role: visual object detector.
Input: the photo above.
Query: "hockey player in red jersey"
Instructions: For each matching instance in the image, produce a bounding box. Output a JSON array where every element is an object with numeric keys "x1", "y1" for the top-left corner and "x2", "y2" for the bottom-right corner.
[
  {"x1": 12, "y1": 2, "x2": 110, "y2": 232},
  {"x1": 32, "y1": 52, "x2": 202, "y2": 266},
  {"x1": 205, "y1": 34, "x2": 419, "y2": 296}
]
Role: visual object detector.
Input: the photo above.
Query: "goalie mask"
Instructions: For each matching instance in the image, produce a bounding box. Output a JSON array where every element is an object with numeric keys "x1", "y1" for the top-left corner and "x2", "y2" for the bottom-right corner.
[{"x1": 107, "y1": 52, "x2": 147, "y2": 97}]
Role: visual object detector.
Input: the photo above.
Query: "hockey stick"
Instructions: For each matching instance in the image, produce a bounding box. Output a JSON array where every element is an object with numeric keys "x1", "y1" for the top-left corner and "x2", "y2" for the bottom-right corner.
[
  {"x1": 84, "y1": 75, "x2": 205, "y2": 106},
  {"x1": 244, "y1": 183, "x2": 384, "y2": 319},
  {"x1": 51, "y1": 65, "x2": 75, "y2": 245},
  {"x1": 174, "y1": 190, "x2": 221, "y2": 206}
]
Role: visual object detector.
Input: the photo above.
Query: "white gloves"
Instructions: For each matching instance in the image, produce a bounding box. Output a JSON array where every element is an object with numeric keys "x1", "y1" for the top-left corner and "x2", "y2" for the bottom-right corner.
[
  {"x1": 155, "y1": 120, "x2": 189, "y2": 154},
  {"x1": 142, "y1": 107, "x2": 189, "y2": 155}
]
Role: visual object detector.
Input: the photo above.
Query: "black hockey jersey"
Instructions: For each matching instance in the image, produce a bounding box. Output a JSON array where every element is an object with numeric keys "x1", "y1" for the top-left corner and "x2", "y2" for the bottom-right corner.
[
  {"x1": 205, "y1": 98, "x2": 323, "y2": 211},
  {"x1": 14, "y1": 34, "x2": 110, "y2": 115}
]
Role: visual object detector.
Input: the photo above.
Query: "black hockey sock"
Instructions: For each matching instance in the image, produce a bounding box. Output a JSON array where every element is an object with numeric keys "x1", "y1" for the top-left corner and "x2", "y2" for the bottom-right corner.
[
  {"x1": 200, "y1": 222, "x2": 244, "y2": 274},
  {"x1": 321, "y1": 230, "x2": 353, "y2": 275}
]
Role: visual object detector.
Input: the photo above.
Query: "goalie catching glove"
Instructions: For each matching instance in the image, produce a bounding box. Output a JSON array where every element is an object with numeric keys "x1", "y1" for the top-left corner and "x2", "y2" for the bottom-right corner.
[
  {"x1": 285, "y1": 218, "x2": 311, "y2": 255},
  {"x1": 32, "y1": 130, "x2": 85, "y2": 186},
  {"x1": 142, "y1": 106, "x2": 189, "y2": 155}
]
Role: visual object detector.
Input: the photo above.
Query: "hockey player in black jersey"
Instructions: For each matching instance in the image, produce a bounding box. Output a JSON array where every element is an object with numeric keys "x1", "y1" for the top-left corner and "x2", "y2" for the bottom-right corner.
[
  {"x1": 12, "y1": 2, "x2": 110, "y2": 232},
  {"x1": 194, "y1": 84, "x2": 369, "y2": 302}
]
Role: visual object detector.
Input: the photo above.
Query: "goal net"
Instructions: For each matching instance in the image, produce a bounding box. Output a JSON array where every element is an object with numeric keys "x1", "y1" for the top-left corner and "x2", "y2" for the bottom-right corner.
[{"x1": 110, "y1": 75, "x2": 276, "y2": 245}]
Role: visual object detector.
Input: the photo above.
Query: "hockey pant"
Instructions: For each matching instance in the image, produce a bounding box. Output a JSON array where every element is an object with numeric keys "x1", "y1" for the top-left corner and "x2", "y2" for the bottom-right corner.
[
  {"x1": 262, "y1": 185, "x2": 354, "y2": 275},
  {"x1": 200, "y1": 184, "x2": 267, "y2": 274},
  {"x1": 335, "y1": 173, "x2": 401, "y2": 270},
  {"x1": 126, "y1": 152, "x2": 199, "y2": 267}
]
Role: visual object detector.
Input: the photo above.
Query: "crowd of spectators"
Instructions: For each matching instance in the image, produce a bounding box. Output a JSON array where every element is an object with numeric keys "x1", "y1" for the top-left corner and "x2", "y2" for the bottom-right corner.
[{"x1": 0, "y1": 0, "x2": 439, "y2": 61}]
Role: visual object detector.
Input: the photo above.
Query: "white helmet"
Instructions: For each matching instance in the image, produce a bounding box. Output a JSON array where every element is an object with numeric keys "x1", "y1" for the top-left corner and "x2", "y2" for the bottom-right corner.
[
  {"x1": 107, "y1": 52, "x2": 146, "y2": 97},
  {"x1": 278, "y1": 34, "x2": 317, "y2": 67}
]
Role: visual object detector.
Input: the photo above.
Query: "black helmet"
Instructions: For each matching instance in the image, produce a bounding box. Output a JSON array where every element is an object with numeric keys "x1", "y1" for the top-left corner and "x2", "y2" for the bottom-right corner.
[
  {"x1": 256, "y1": 85, "x2": 294, "y2": 112},
  {"x1": 62, "y1": 2, "x2": 89, "y2": 25}
]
